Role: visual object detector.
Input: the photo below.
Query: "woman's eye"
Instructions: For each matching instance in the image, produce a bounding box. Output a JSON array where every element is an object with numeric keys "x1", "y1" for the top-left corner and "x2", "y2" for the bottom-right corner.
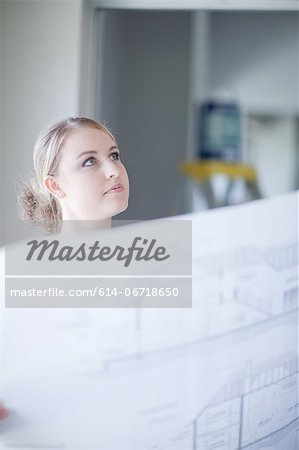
[
  {"x1": 82, "y1": 152, "x2": 120, "y2": 167},
  {"x1": 82, "y1": 157, "x2": 96, "y2": 167},
  {"x1": 110, "y1": 152, "x2": 120, "y2": 161}
]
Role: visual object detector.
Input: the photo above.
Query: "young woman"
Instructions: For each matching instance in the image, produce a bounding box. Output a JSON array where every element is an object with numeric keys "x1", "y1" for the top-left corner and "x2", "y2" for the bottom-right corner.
[
  {"x1": 18, "y1": 116, "x2": 130, "y2": 234},
  {"x1": 0, "y1": 117, "x2": 130, "y2": 423}
]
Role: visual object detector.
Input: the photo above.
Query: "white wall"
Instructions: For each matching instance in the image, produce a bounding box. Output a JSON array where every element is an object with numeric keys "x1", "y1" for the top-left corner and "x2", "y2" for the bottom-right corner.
[
  {"x1": 1, "y1": 0, "x2": 83, "y2": 244},
  {"x1": 248, "y1": 116, "x2": 298, "y2": 196},
  {"x1": 209, "y1": 12, "x2": 298, "y2": 115}
]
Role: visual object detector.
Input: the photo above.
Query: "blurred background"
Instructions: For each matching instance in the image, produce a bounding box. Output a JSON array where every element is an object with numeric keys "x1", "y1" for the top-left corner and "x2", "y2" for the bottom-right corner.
[{"x1": 0, "y1": 0, "x2": 298, "y2": 244}]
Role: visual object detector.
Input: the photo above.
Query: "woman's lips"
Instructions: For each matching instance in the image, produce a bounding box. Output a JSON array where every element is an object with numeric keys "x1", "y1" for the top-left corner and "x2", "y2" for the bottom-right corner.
[{"x1": 104, "y1": 185, "x2": 124, "y2": 194}]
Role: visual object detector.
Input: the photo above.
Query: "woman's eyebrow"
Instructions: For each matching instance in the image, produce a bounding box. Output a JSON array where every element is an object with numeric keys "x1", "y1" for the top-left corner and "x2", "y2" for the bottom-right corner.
[{"x1": 76, "y1": 145, "x2": 119, "y2": 160}]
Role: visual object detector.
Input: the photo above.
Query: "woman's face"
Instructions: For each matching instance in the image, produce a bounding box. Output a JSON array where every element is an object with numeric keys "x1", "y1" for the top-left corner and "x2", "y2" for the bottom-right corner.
[{"x1": 53, "y1": 127, "x2": 129, "y2": 221}]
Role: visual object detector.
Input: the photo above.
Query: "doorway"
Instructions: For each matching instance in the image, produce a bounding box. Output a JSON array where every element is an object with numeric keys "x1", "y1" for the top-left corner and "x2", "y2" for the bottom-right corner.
[{"x1": 96, "y1": 10, "x2": 191, "y2": 219}]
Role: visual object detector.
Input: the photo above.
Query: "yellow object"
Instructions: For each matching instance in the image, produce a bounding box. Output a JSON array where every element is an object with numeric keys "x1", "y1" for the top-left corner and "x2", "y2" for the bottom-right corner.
[{"x1": 179, "y1": 160, "x2": 257, "y2": 183}]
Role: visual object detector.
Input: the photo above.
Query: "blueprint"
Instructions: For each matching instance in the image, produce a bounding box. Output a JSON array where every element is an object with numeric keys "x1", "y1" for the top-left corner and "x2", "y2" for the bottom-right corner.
[{"x1": 0, "y1": 191, "x2": 298, "y2": 449}]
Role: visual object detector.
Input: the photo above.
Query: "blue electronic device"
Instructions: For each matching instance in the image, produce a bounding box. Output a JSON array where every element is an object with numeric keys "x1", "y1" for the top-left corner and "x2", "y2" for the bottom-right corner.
[{"x1": 198, "y1": 101, "x2": 241, "y2": 161}]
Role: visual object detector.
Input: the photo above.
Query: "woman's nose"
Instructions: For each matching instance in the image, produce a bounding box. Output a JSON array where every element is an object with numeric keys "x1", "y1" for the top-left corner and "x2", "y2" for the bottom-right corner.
[{"x1": 103, "y1": 160, "x2": 120, "y2": 179}]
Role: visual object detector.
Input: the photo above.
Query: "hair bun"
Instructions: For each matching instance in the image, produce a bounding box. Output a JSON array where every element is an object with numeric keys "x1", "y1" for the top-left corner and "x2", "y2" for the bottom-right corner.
[{"x1": 17, "y1": 170, "x2": 62, "y2": 234}]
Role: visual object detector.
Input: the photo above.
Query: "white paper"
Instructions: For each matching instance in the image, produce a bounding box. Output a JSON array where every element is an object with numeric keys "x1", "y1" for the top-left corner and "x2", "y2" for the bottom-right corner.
[{"x1": 0, "y1": 191, "x2": 298, "y2": 449}]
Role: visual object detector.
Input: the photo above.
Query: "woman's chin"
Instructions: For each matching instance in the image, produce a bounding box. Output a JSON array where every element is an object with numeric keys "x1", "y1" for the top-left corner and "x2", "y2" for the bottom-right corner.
[{"x1": 112, "y1": 202, "x2": 128, "y2": 217}]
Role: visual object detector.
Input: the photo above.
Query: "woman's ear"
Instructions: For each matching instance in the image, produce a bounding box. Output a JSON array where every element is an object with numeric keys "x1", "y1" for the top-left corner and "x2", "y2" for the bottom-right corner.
[{"x1": 44, "y1": 175, "x2": 65, "y2": 199}]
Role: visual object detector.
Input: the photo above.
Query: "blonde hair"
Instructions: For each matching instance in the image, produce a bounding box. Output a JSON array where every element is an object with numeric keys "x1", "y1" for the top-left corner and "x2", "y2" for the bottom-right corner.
[{"x1": 18, "y1": 117, "x2": 116, "y2": 234}]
